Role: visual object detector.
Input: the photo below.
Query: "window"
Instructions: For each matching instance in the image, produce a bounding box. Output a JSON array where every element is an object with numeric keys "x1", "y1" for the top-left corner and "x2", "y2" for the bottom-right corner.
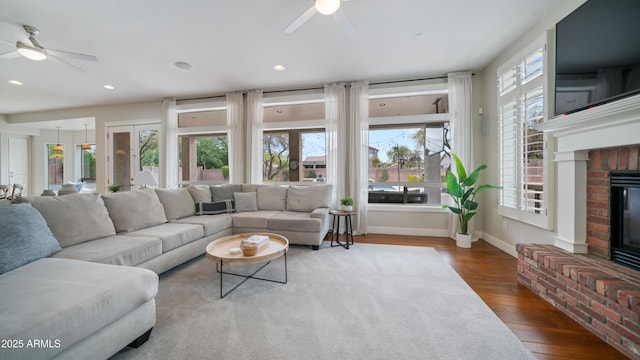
[
  {"x1": 497, "y1": 34, "x2": 552, "y2": 228},
  {"x1": 262, "y1": 93, "x2": 326, "y2": 183},
  {"x1": 262, "y1": 130, "x2": 326, "y2": 182},
  {"x1": 367, "y1": 91, "x2": 450, "y2": 205},
  {"x1": 176, "y1": 103, "x2": 229, "y2": 184},
  {"x1": 46, "y1": 144, "x2": 64, "y2": 191},
  {"x1": 77, "y1": 145, "x2": 96, "y2": 191},
  {"x1": 178, "y1": 134, "x2": 229, "y2": 183}
]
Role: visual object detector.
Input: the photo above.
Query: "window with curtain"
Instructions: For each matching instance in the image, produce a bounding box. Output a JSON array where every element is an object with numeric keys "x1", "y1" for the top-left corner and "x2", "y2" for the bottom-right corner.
[
  {"x1": 176, "y1": 106, "x2": 229, "y2": 184},
  {"x1": 262, "y1": 93, "x2": 326, "y2": 183},
  {"x1": 46, "y1": 144, "x2": 64, "y2": 191},
  {"x1": 77, "y1": 145, "x2": 96, "y2": 191},
  {"x1": 497, "y1": 34, "x2": 552, "y2": 228},
  {"x1": 367, "y1": 92, "x2": 450, "y2": 205}
]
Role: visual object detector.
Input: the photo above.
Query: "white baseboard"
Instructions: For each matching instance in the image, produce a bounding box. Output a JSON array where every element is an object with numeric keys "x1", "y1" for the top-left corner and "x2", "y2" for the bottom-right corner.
[
  {"x1": 367, "y1": 226, "x2": 449, "y2": 237},
  {"x1": 479, "y1": 232, "x2": 518, "y2": 258}
]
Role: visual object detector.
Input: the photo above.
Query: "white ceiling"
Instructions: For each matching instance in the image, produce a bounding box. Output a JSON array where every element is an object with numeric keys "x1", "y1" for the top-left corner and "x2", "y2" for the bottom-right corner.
[{"x1": 0, "y1": 0, "x2": 563, "y2": 116}]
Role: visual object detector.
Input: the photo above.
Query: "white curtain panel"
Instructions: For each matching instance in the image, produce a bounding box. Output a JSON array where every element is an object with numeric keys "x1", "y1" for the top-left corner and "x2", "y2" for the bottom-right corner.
[
  {"x1": 246, "y1": 90, "x2": 264, "y2": 184},
  {"x1": 324, "y1": 83, "x2": 346, "y2": 209},
  {"x1": 349, "y1": 81, "x2": 369, "y2": 234},
  {"x1": 161, "y1": 98, "x2": 178, "y2": 189},
  {"x1": 447, "y1": 72, "x2": 473, "y2": 238},
  {"x1": 226, "y1": 92, "x2": 244, "y2": 183}
]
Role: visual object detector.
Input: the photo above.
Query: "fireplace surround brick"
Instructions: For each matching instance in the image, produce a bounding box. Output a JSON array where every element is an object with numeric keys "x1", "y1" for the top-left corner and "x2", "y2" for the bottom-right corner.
[{"x1": 517, "y1": 243, "x2": 640, "y2": 358}]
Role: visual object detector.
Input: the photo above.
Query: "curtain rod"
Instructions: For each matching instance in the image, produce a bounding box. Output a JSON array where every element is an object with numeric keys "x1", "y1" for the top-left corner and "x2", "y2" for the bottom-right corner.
[{"x1": 178, "y1": 73, "x2": 474, "y2": 102}]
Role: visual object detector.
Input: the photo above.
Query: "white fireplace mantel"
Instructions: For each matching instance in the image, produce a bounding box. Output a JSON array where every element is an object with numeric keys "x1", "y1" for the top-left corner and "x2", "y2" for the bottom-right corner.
[{"x1": 537, "y1": 94, "x2": 640, "y2": 253}]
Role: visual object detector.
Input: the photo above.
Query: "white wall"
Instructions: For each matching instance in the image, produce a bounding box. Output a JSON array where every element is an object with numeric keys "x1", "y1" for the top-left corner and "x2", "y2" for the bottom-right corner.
[{"x1": 478, "y1": 0, "x2": 587, "y2": 256}]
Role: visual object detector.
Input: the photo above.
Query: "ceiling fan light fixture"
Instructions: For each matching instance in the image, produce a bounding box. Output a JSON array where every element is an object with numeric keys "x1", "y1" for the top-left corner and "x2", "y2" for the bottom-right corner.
[
  {"x1": 315, "y1": 0, "x2": 340, "y2": 15},
  {"x1": 16, "y1": 42, "x2": 47, "y2": 61}
]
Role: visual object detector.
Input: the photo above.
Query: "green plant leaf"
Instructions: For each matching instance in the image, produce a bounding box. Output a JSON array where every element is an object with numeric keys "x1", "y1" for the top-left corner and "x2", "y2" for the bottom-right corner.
[
  {"x1": 462, "y1": 164, "x2": 487, "y2": 187},
  {"x1": 446, "y1": 171, "x2": 463, "y2": 197},
  {"x1": 464, "y1": 200, "x2": 478, "y2": 211},
  {"x1": 475, "y1": 184, "x2": 502, "y2": 193},
  {"x1": 452, "y1": 153, "x2": 467, "y2": 182},
  {"x1": 463, "y1": 212, "x2": 476, "y2": 222},
  {"x1": 446, "y1": 206, "x2": 462, "y2": 214}
]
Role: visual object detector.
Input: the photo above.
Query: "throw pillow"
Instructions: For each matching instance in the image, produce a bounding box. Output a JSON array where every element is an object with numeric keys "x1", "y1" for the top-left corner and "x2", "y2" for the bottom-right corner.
[
  {"x1": 286, "y1": 184, "x2": 333, "y2": 212},
  {"x1": 257, "y1": 185, "x2": 288, "y2": 211},
  {"x1": 211, "y1": 184, "x2": 242, "y2": 202},
  {"x1": 155, "y1": 188, "x2": 196, "y2": 220},
  {"x1": 0, "y1": 203, "x2": 62, "y2": 274},
  {"x1": 195, "y1": 200, "x2": 235, "y2": 215},
  {"x1": 187, "y1": 185, "x2": 212, "y2": 203},
  {"x1": 233, "y1": 192, "x2": 258, "y2": 212}
]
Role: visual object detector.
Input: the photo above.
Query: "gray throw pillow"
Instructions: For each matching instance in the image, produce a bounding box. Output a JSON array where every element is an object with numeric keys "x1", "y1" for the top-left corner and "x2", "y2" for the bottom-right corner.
[
  {"x1": 211, "y1": 184, "x2": 241, "y2": 202},
  {"x1": 233, "y1": 192, "x2": 258, "y2": 212},
  {"x1": 0, "y1": 203, "x2": 61, "y2": 274}
]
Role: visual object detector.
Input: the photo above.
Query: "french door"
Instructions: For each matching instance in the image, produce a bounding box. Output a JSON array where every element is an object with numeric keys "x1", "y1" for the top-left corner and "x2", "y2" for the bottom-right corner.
[
  {"x1": 9, "y1": 136, "x2": 29, "y2": 194},
  {"x1": 107, "y1": 124, "x2": 160, "y2": 190}
]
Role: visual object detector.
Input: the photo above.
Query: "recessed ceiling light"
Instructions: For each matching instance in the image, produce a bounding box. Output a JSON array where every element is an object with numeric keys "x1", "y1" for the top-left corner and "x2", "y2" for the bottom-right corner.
[
  {"x1": 175, "y1": 61, "x2": 192, "y2": 70},
  {"x1": 104, "y1": 85, "x2": 115, "y2": 90},
  {"x1": 8, "y1": 80, "x2": 23, "y2": 85},
  {"x1": 273, "y1": 64, "x2": 286, "y2": 71}
]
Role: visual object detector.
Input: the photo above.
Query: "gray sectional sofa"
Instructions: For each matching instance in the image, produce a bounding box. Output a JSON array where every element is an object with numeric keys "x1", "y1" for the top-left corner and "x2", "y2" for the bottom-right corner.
[{"x1": 0, "y1": 184, "x2": 332, "y2": 360}]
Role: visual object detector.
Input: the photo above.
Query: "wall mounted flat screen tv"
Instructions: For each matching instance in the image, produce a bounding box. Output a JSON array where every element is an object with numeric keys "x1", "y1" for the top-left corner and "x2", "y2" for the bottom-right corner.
[{"x1": 555, "y1": 0, "x2": 640, "y2": 115}]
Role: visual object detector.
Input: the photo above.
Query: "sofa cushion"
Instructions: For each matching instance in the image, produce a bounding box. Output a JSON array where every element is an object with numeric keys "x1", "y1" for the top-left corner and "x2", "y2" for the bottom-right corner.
[
  {"x1": 51, "y1": 235, "x2": 162, "y2": 267},
  {"x1": 173, "y1": 214, "x2": 233, "y2": 237},
  {"x1": 232, "y1": 211, "x2": 279, "y2": 229},
  {"x1": 128, "y1": 223, "x2": 204, "y2": 253},
  {"x1": 0, "y1": 203, "x2": 61, "y2": 274},
  {"x1": 0, "y1": 258, "x2": 157, "y2": 360},
  {"x1": 28, "y1": 193, "x2": 116, "y2": 247},
  {"x1": 286, "y1": 185, "x2": 333, "y2": 212},
  {"x1": 102, "y1": 189, "x2": 167, "y2": 233},
  {"x1": 257, "y1": 185, "x2": 288, "y2": 211},
  {"x1": 187, "y1": 185, "x2": 211, "y2": 203},
  {"x1": 211, "y1": 184, "x2": 241, "y2": 202},
  {"x1": 267, "y1": 211, "x2": 323, "y2": 232},
  {"x1": 155, "y1": 188, "x2": 196, "y2": 220},
  {"x1": 234, "y1": 192, "x2": 258, "y2": 212}
]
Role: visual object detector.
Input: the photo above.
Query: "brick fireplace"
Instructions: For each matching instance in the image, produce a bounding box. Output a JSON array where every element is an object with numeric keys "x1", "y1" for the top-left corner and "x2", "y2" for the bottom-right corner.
[{"x1": 517, "y1": 96, "x2": 640, "y2": 359}]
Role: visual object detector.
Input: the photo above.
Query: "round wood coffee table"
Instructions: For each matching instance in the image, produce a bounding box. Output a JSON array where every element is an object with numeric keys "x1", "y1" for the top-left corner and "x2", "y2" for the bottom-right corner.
[{"x1": 206, "y1": 233, "x2": 289, "y2": 298}]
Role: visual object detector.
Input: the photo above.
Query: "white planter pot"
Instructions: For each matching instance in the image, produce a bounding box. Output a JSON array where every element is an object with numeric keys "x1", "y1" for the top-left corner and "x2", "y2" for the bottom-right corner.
[
  {"x1": 456, "y1": 233, "x2": 472, "y2": 248},
  {"x1": 340, "y1": 205, "x2": 353, "y2": 212}
]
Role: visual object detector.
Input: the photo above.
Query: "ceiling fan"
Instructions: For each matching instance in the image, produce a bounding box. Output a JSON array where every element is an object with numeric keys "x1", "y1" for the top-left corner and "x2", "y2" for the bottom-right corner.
[
  {"x1": 284, "y1": 0, "x2": 355, "y2": 35},
  {"x1": 0, "y1": 24, "x2": 98, "y2": 72}
]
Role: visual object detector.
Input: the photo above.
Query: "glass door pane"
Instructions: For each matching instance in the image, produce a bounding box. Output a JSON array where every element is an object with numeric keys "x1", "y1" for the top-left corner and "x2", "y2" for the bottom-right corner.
[
  {"x1": 108, "y1": 124, "x2": 161, "y2": 191},
  {"x1": 112, "y1": 130, "x2": 132, "y2": 190}
]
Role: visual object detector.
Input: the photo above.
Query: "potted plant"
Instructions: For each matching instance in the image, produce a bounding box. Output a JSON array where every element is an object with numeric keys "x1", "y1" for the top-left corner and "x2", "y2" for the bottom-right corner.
[
  {"x1": 340, "y1": 196, "x2": 354, "y2": 212},
  {"x1": 443, "y1": 153, "x2": 500, "y2": 248},
  {"x1": 107, "y1": 184, "x2": 123, "y2": 193}
]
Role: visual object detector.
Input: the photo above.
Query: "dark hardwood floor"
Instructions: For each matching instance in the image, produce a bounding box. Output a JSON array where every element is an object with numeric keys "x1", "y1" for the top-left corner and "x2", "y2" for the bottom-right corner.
[{"x1": 345, "y1": 234, "x2": 629, "y2": 360}]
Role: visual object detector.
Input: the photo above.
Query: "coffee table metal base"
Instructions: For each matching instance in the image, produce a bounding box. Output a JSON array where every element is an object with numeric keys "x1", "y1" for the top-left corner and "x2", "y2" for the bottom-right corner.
[{"x1": 217, "y1": 252, "x2": 287, "y2": 298}]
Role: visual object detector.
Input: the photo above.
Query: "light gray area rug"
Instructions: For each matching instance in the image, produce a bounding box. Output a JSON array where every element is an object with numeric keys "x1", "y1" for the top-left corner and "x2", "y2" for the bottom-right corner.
[{"x1": 112, "y1": 244, "x2": 535, "y2": 360}]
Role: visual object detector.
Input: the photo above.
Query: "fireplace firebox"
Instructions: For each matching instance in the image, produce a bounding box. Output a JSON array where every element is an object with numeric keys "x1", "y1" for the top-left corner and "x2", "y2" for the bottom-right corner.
[{"x1": 610, "y1": 171, "x2": 640, "y2": 271}]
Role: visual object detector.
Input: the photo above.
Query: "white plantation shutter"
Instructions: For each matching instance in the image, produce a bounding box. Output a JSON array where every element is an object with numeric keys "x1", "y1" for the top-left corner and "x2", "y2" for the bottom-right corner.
[{"x1": 497, "y1": 34, "x2": 551, "y2": 228}]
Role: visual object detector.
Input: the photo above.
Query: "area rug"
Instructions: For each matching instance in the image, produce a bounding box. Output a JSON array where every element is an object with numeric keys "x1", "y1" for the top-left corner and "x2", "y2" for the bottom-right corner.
[{"x1": 112, "y1": 243, "x2": 535, "y2": 360}]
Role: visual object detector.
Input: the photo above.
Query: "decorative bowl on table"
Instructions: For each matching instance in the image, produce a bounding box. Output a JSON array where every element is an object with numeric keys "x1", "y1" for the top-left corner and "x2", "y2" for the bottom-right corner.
[{"x1": 241, "y1": 242, "x2": 258, "y2": 256}]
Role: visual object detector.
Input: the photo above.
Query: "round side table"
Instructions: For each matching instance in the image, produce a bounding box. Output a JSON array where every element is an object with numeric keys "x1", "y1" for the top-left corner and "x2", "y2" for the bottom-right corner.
[{"x1": 329, "y1": 209, "x2": 355, "y2": 249}]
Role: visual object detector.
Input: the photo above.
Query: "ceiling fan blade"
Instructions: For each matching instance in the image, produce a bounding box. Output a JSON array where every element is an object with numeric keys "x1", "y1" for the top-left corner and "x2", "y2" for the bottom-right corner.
[
  {"x1": 47, "y1": 48, "x2": 98, "y2": 62},
  {"x1": 47, "y1": 54, "x2": 85, "y2": 72},
  {"x1": 333, "y1": 8, "x2": 356, "y2": 36},
  {"x1": 283, "y1": 5, "x2": 317, "y2": 34},
  {"x1": 0, "y1": 39, "x2": 15, "y2": 46},
  {"x1": 0, "y1": 49, "x2": 20, "y2": 59}
]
